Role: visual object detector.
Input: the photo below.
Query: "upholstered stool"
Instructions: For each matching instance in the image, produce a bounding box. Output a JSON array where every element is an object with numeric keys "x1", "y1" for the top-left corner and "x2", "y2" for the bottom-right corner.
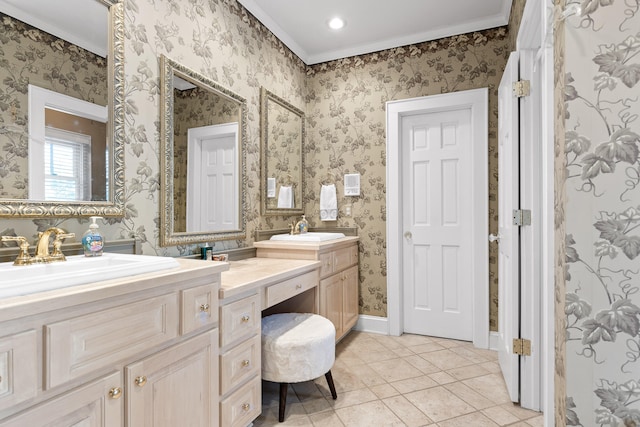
[{"x1": 261, "y1": 313, "x2": 337, "y2": 422}]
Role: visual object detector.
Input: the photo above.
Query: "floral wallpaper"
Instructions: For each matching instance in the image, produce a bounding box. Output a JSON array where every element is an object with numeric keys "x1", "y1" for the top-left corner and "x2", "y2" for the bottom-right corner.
[
  {"x1": 1, "y1": 0, "x2": 519, "y2": 330},
  {"x1": 0, "y1": 0, "x2": 306, "y2": 249},
  {"x1": 563, "y1": 1, "x2": 640, "y2": 426},
  {"x1": 0, "y1": 13, "x2": 107, "y2": 199},
  {"x1": 172, "y1": 85, "x2": 240, "y2": 232},
  {"x1": 304, "y1": 28, "x2": 510, "y2": 320}
]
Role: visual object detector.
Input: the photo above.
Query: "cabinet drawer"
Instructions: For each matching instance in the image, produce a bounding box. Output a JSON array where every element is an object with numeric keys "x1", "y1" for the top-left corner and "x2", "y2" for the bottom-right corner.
[
  {"x1": 46, "y1": 293, "x2": 179, "y2": 389},
  {"x1": 220, "y1": 294, "x2": 260, "y2": 348},
  {"x1": 0, "y1": 330, "x2": 38, "y2": 412},
  {"x1": 220, "y1": 375, "x2": 261, "y2": 427},
  {"x1": 182, "y1": 283, "x2": 219, "y2": 335},
  {"x1": 264, "y1": 270, "x2": 318, "y2": 308},
  {"x1": 333, "y1": 245, "x2": 358, "y2": 272},
  {"x1": 220, "y1": 334, "x2": 260, "y2": 395}
]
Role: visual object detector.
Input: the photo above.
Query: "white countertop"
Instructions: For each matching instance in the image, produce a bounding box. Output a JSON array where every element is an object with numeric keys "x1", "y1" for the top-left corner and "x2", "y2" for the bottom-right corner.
[
  {"x1": 220, "y1": 257, "x2": 321, "y2": 300},
  {"x1": 0, "y1": 258, "x2": 228, "y2": 322},
  {"x1": 253, "y1": 235, "x2": 359, "y2": 251}
]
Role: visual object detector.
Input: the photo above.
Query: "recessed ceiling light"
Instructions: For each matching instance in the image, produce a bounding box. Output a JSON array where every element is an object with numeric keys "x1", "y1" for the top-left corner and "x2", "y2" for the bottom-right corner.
[{"x1": 328, "y1": 17, "x2": 345, "y2": 30}]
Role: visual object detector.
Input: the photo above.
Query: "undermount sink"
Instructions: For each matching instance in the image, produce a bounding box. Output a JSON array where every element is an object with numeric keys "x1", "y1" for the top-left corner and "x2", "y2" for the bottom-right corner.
[
  {"x1": 0, "y1": 253, "x2": 180, "y2": 298},
  {"x1": 270, "y1": 232, "x2": 346, "y2": 242}
]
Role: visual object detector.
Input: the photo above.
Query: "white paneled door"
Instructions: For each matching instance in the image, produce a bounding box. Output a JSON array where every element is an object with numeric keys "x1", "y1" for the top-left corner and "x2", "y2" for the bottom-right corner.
[
  {"x1": 401, "y1": 108, "x2": 473, "y2": 341},
  {"x1": 497, "y1": 51, "x2": 520, "y2": 403},
  {"x1": 186, "y1": 123, "x2": 239, "y2": 232}
]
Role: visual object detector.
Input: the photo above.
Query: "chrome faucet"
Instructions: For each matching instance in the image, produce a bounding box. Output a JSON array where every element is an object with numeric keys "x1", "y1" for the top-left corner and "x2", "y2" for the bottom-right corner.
[{"x1": 33, "y1": 228, "x2": 75, "y2": 263}]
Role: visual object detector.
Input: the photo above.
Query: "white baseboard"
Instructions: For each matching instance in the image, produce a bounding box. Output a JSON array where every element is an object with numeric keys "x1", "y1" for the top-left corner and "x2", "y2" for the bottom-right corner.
[
  {"x1": 489, "y1": 331, "x2": 499, "y2": 351},
  {"x1": 354, "y1": 315, "x2": 389, "y2": 335}
]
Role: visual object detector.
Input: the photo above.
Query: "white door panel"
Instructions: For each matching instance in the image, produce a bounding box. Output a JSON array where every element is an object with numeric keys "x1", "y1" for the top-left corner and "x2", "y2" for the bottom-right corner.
[
  {"x1": 497, "y1": 51, "x2": 520, "y2": 403},
  {"x1": 187, "y1": 123, "x2": 239, "y2": 232},
  {"x1": 402, "y1": 109, "x2": 473, "y2": 341}
]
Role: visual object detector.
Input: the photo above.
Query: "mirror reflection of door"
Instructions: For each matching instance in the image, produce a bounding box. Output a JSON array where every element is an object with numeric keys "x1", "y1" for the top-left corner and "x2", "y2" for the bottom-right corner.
[{"x1": 185, "y1": 123, "x2": 239, "y2": 233}]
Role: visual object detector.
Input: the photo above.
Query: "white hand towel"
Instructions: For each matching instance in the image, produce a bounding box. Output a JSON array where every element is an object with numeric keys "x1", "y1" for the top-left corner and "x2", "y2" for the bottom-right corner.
[
  {"x1": 277, "y1": 185, "x2": 294, "y2": 208},
  {"x1": 320, "y1": 184, "x2": 337, "y2": 221}
]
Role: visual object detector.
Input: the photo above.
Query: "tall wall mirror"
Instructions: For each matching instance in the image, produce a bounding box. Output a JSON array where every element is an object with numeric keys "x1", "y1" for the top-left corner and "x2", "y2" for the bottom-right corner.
[
  {"x1": 0, "y1": 0, "x2": 125, "y2": 217},
  {"x1": 159, "y1": 55, "x2": 247, "y2": 247},
  {"x1": 260, "y1": 87, "x2": 305, "y2": 216}
]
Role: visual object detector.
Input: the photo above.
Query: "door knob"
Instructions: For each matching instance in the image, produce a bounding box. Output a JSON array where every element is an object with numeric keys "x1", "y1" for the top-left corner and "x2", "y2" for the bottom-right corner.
[
  {"x1": 404, "y1": 231, "x2": 412, "y2": 239},
  {"x1": 488, "y1": 233, "x2": 501, "y2": 243}
]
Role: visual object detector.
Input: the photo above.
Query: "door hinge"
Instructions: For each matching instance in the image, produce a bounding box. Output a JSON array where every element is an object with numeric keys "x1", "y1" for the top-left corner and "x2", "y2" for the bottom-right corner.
[
  {"x1": 513, "y1": 338, "x2": 532, "y2": 356},
  {"x1": 513, "y1": 209, "x2": 531, "y2": 226},
  {"x1": 513, "y1": 80, "x2": 530, "y2": 97}
]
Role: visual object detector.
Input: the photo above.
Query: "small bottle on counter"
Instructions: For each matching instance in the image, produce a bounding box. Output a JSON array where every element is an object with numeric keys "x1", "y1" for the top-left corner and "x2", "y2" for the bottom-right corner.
[
  {"x1": 82, "y1": 216, "x2": 104, "y2": 257},
  {"x1": 298, "y1": 214, "x2": 309, "y2": 234}
]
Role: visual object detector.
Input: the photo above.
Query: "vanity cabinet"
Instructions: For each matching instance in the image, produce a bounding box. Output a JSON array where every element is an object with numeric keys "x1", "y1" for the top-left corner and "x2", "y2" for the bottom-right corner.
[
  {"x1": 0, "y1": 260, "x2": 225, "y2": 427},
  {"x1": 127, "y1": 330, "x2": 218, "y2": 427},
  {"x1": 254, "y1": 236, "x2": 359, "y2": 341},
  {"x1": 320, "y1": 264, "x2": 359, "y2": 340},
  {"x1": 218, "y1": 257, "x2": 322, "y2": 426},
  {"x1": 0, "y1": 371, "x2": 123, "y2": 427},
  {"x1": 0, "y1": 330, "x2": 38, "y2": 413},
  {"x1": 218, "y1": 292, "x2": 261, "y2": 427}
]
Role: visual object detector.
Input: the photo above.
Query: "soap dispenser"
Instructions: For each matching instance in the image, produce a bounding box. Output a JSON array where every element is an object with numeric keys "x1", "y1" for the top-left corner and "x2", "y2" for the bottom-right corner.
[
  {"x1": 82, "y1": 216, "x2": 104, "y2": 257},
  {"x1": 298, "y1": 214, "x2": 309, "y2": 234}
]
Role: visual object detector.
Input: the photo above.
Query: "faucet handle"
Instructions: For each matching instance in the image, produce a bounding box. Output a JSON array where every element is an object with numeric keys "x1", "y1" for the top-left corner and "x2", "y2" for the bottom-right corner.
[
  {"x1": 51, "y1": 233, "x2": 75, "y2": 261},
  {"x1": 1, "y1": 235, "x2": 32, "y2": 266}
]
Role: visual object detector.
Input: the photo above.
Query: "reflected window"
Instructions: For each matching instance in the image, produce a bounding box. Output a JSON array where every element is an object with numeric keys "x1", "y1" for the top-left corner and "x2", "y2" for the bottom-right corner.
[
  {"x1": 44, "y1": 128, "x2": 91, "y2": 201},
  {"x1": 28, "y1": 84, "x2": 107, "y2": 201}
]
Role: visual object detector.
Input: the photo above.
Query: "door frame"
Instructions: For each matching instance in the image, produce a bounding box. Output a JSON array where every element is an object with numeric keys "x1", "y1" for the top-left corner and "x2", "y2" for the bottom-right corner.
[
  {"x1": 386, "y1": 88, "x2": 489, "y2": 349},
  {"x1": 516, "y1": 0, "x2": 555, "y2": 418}
]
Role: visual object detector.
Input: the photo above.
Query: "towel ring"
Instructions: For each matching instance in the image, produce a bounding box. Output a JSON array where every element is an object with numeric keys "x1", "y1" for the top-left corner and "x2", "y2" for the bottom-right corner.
[{"x1": 322, "y1": 171, "x2": 333, "y2": 185}]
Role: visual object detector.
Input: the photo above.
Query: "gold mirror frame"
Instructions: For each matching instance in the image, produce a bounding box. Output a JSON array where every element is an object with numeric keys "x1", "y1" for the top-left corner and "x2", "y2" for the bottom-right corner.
[
  {"x1": 159, "y1": 55, "x2": 247, "y2": 247},
  {"x1": 0, "y1": 0, "x2": 125, "y2": 218},
  {"x1": 260, "y1": 87, "x2": 305, "y2": 216}
]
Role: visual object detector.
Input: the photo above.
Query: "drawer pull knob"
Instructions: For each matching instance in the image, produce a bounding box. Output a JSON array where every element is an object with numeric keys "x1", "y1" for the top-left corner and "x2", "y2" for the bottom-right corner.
[
  {"x1": 241, "y1": 359, "x2": 250, "y2": 368},
  {"x1": 109, "y1": 387, "x2": 123, "y2": 399},
  {"x1": 295, "y1": 284, "x2": 302, "y2": 289},
  {"x1": 200, "y1": 303, "x2": 210, "y2": 312},
  {"x1": 241, "y1": 403, "x2": 250, "y2": 412},
  {"x1": 241, "y1": 315, "x2": 250, "y2": 323},
  {"x1": 134, "y1": 376, "x2": 147, "y2": 387}
]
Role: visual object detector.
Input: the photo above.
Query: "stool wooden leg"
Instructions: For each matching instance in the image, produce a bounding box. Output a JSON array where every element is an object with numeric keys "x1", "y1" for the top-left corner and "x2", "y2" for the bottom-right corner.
[
  {"x1": 278, "y1": 383, "x2": 288, "y2": 422},
  {"x1": 325, "y1": 370, "x2": 337, "y2": 400}
]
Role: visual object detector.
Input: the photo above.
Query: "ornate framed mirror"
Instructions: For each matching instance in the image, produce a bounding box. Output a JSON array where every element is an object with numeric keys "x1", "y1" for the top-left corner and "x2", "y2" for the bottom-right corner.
[
  {"x1": 0, "y1": 0, "x2": 125, "y2": 217},
  {"x1": 159, "y1": 55, "x2": 247, "y2": 247},
  {"x1": 260, "y1": 87, "x2": 305, "y2": 216}
]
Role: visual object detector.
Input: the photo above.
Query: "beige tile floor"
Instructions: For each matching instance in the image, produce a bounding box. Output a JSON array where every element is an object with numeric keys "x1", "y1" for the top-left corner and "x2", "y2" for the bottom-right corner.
[{"x1": 253, "y1": 331, "x2": 543, "y2": 427}]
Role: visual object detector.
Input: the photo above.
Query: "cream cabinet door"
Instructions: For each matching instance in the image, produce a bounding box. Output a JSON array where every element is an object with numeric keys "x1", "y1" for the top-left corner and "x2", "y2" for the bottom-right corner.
[
  {"x1": 126, "y1": 330, "x2": 218, "y2": 427},
  {"x1": 0, "y1": 371, "x2": 123, "y2": 427},
  {"x1": 319, "y1": 274, "x2": 343, "y2": 340},
  {"x1": 342, "y1": 265, "x2": 359, "y2": 334},
  {"x1": 0, "y1": 330, "x2": 37, "y2": 412}
]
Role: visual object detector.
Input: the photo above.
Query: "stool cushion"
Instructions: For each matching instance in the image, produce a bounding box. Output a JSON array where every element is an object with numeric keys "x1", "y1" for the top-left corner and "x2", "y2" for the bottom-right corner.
[{"x1": 261, "y1": 313, "x2": 335, "y2": 383}]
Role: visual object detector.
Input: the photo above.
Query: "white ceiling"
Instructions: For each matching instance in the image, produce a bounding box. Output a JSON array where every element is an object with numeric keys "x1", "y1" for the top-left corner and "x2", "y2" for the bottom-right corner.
[
  {"x1": 0, "y1": 0, "x2": 107, "y2": 57},
  {"x1": 238, "y1": 0, "x2": 513, "y2": 65}
]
